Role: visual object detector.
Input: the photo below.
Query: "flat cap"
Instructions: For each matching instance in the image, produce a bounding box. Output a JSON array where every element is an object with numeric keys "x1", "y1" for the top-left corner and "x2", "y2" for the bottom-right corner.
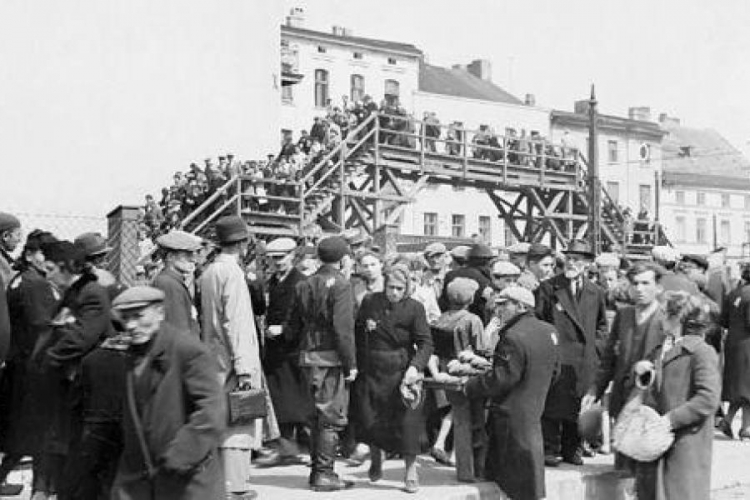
[
  {"x1": 506, "y1": 242, "x2": 531, "y2": 255},
  {"x1": 682, "y1": 253, "x2": 708, "y2": 271},
  {"x1": 266, "y1": 237, "x2": 297, "y2": 255},
  {"x1": 317, "y1": 236, "x2": 349, "y2": 264},
  {"x1": 527, "y1": 243, "x2": 553, "y2": 260},
  {"x1": 595, "y1": 252, "x2": 621, "y2": 269},
  {"x1": 651, "y1": 245, "x2": 680, "y2": 263},
  {"x1": 0, "y1": 212, "x2": 20, "y2": 234},
  {"x1": 44, "y1": 240, "x2": 82, "y2": 263},
  {"x1": 112, "y1": 286, "x2": 165, "y2": 311},
  {"x1": 564, "y1": 239, "x2": 595, "y2": 258},
  {"x1": 495, "y1": 285, "x2": 535, "y2": 308},
  {"x1": 468, "y1": 243, "x2": 494, "y2": 259},
  {"x1": 74, "y1": 232, "x2": 112, "y2": 258},
  {"x1": 424, "y1": 242, "x2": 447, "y2": 256},
  {"x1": 215, "y1": 216, "x2": 249, "y2": 244},
  {"x1": 156, "y1": 230, "x2": 202, "y2": 252},
  {"x1": 340, "y1": 227, "x2": 369, "y2": 246},
  {"x1": 450, "y1": 245, "x2": 471, "y2": 260},
  {"x1": 492, "y1": 261, "x2": 521, "y2": 277},
  {"x1": 446, "y1": 277, "x2": 479, "y2": 306}
]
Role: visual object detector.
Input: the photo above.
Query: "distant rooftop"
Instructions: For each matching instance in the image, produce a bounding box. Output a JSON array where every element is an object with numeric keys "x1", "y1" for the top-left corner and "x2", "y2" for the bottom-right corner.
[
  {"x1": 418, "y1": 63, "x2": 523, "y2": 105},
  {"x1": 281, "y1": 25, "x2": 422, "y2": 57}
]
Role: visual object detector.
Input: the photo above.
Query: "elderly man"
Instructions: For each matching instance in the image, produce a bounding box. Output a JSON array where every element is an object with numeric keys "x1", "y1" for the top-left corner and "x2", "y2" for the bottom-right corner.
[
  {"x1": 152, "y1": 230, "x2": 202, "y2": 336},
  {"x1": 517, "y1": 243, "x2": 554, "y2": 293},
  {"x1": 465, "y1": 286, "x2": 559, "y2": 500},
  {"x1": 424, "y1": 242, "x2": 449, "y2": 300},
  {"x1": 536, "y1": 239, "x2": 607, "y2": 466},
  {"x1": 258, "y1": 237, "x2": 310, "y2": 467},
  {"x1": 110, "y1": 286, "x2": 226, "y2": 500},
  {"x1": 286, "y1": 236, "x2": 357, "y2": 492},
  {"x1": 200, "y1": 216, "x2": 269, "y2": 499},
  {"x1": 483, "y1": 261, "x2": 523, "y2": 347},
  {"x1": 0, "y1": 212, "x2": 22, "y2": 285},
  {"x1": 652, "y1": 245, "x2": 699, "y2": 295}
]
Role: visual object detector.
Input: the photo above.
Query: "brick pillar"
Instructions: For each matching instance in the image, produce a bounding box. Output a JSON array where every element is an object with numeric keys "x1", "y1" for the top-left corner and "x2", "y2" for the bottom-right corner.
[
  {"x1": 107, "y1": 205, "x2": 141, "y2": 286},
  {"x1": 373, "y1": 222, "x2": 400, "y2": 257}
]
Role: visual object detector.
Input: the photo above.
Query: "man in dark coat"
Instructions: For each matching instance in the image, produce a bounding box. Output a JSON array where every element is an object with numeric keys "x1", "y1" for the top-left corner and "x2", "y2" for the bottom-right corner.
[
  {"x1": 152, "y1": 230, "x2": 202, "y2": 336},
  {"x1": 536, "y1": 239, "x2": 607, "y2": 466},
  {"x1": 257, "y1": 237, "x2": 310, "y2": 467},
  {"x1": 111, "y1": 286, "x2": 226, "y2": 500},
  {"x1": 440, "y1": 243, "x2": 494, "y2": 321},
  {"x1": 0, "y1": 272, "x2": 8, "y2": 365},
  {"x1": 286, "y1": 236, "x2": 357, "y2": 492},
  {"x1": 466, "y1": 286, "x2": 558, "y2": 500}
]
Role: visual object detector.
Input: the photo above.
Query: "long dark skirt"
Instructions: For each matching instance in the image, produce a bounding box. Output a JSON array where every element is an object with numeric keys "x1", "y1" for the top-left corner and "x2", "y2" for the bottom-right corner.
[
  {"x1": 266, "y1": 357, "x2": 312, "y2": 425},
  {"x1": 352, "y1": 349, "x2": 428, "y2": 455}
]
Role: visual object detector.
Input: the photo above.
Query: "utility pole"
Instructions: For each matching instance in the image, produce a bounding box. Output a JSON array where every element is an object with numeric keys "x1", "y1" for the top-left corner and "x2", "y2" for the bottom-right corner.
[{"x1": 588, "y1": 85, "x2": 601, "y2": 254}]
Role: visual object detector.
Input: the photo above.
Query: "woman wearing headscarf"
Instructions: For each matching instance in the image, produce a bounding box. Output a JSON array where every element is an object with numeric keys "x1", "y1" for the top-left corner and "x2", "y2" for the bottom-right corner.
[
  {"x1": 0, "y1": 230, "x2": 61, "y2": 498},
  {"x1": 352, "y1": 263, "x2": 433, "y2": 493},
  {"x1": 634, "y1": 291, "x2": 721, "y2": 500}
]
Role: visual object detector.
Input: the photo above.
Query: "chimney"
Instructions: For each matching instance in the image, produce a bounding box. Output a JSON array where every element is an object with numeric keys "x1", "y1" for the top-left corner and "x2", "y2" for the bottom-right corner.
[
  {"x1": 628, "y1": 106, "x2": 651, "y2": 122},
  {"x1": 467, "y1": 59, "x2": 492, "y2": 81},
  {"x1": 331, "y1": 25, "x2": 344, "y2": 36},
  {"x1": 524, "y1": 94, "x2": 536, "y2": 106},
  {"x1": 658, "y1": 113, "x2": 681, "y2": 128},
  {"x1": 286, "y1": 7, "x2": 305, "y2": 28},
  {"x1": 342, "y1": 27, "x2": 353, "y2": 37},
  {"x1": 574, "y1": 100, "x2": 590, "y2": 115}
]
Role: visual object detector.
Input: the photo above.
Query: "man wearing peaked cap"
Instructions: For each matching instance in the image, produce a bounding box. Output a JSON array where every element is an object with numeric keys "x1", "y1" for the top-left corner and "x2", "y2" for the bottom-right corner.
[
  {"x1": 517, "y1": 243, "x2": 554, "y2": 292},
  {"x1": 424, "y1": 242, "x2": 448, "y2": 301},
  {"x1": 506, "y1": 242, "x2": 531, "y2": 270},
  {"x1": 110, "y1": 285, "x2": 227, "y2": 499},
  {"x1": 0, "y1": 212, "x2": 21, "y2": 286},
  {"x1": 153, "y1": 230, "x2": 203, "y2": 337},
  {"x1": 441, "y1": 243, "x2": 495, "y2": 322},
  {"x1": 450, "y1": 245, "x2": 471, "y2": 270},
  {"x1": 490, "y1": 260, "x2": 521, "y2": 294}
]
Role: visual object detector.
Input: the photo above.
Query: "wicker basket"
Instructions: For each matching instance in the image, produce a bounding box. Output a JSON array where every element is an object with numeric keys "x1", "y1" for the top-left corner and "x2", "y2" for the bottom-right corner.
[{"x1": 613, "y1": 392, "x2": 674, "y2": 462}]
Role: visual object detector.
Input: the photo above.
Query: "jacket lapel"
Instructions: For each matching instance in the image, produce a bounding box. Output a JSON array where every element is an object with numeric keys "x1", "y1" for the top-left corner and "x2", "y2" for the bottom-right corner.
[{"x1": 554, "y1": 278, "x2": 585, "y2": 335}]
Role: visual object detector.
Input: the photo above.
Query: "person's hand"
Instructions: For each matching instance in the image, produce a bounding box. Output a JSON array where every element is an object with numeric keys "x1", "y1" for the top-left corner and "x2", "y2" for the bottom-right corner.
[
  {"x1": 344, "y1": 368, "x2": 358, "y2": 383},
  {"x1": 403, "y1": 365, "x2": 420, "y2": 386},
  {"x1": 580, "y1": 391, "x2": 598, "y2": 413},
  {"x1": 237, "y1": 374, "x2": 252, "y2": 390}
]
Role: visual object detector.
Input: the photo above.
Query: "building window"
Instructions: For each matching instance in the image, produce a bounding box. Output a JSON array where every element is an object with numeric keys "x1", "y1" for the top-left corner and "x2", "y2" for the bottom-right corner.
[
  {"x1": 720, "y1": 220, "x2": 731, "y2": 245},
  {"x1": 314, "y1": 69, "x2": 329, "y2": 108},
  {"x1": 478, "y1": 216, "x2": 491, "y2": 243},
  {"x1": 452, "y1": 214, "x2": 465, "y2": 238},
  {"x1": 387, "y1": 57, "x2": 397, "y2": 65},
  {"x1": 504, "y1": 226, "x2": 516, "y2": 247},
  {"x1": 384, "y1": 79, "x2": 400, "y2": 105},
  {"x1": 350, "y1": 74, "x2": 365, "y2": 103},
  {"x1": 675, "y1": 216, "x2": 686, "y2": 242},
  {"x1": 317, "y1": 46, "x2": 327, "y2": 53},
  {"x1": 423, "y1": 213, "x2": 437, "y2": 236},
  {"x1": 281, "y1": 84, "x2": 293, "y2": 103},
  {"x1": 606, "y1": 181, "x2": 620, "y2": 203},
  {"x1": 353, "y1": 51, "x2": 363, "y2": 59},
  {"x1": 675, "y1": 190, "x2": 685, "y2": 205},
  {"x1": 696, "y1": 218, "x2": 707, "y2": 244},
  {"x1": 639, "y1": 184, "x2": 652, "y2": 213},
  {"x1": 721, "y1": 193, "x2": 731, "y2": 209},
  {"x1": 697, "y1": 191, "x2": 706, "y2": 206},
  {"x1": 607, "y1": 140, "x2": 619, "y2": 163}
]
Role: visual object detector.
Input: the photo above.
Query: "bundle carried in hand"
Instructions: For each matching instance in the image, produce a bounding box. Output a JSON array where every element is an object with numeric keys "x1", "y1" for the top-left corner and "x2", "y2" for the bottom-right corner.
[{"x1": 446, "y1": 350, "x2": 492, "y2": 376}]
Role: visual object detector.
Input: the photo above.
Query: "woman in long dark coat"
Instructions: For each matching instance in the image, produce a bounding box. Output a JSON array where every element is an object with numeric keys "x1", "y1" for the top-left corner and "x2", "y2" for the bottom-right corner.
[
  {"x1": 0, "y1": 231, "x2": 61, "y2": 496},
  {"x1": 636, "y1": 291, "x2": 721, "y2": 500},
  {"x1": 353, "y1": 263, "x2": 433, "y2": 493}
]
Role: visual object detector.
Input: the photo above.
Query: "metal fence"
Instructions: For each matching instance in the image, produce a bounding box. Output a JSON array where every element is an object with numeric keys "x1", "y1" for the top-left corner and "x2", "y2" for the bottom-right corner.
[{"x1": 15, "y1": 212, "x2": 107, "y2": 240}]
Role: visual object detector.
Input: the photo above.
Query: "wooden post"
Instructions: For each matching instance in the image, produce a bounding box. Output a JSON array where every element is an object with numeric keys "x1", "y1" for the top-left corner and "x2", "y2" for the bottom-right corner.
[
  {"x1": 373, "y1": 117, "x2": 382, "y2": 231},
  {"x1": 462, "y1": 126, "x2": 468, "y2": 179},
  {"x1": 339, "y1": 141, "x2": 347, "y2": 227},
  {"x1": 448, "y1": 391, "x2": 474, "y2": 482},
  {"x1": 588, "y1": 85, "x2": 601, "y2": 253}
]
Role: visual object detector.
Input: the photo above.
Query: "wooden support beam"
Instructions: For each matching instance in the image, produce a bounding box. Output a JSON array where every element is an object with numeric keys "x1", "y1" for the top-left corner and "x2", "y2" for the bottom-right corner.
[{"x1": 383, "y1": 174, "x2": 431, "y2": 227}]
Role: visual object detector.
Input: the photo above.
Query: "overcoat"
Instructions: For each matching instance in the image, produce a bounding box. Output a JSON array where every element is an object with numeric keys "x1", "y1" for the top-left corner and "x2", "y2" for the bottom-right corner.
[
  {"x1": 721, "y1": 282, "x2": 750, "y2": 404},
  {"x1": 152, "y1": 268, "x2": 199, "y2": 337},
  {"x1": 636, "y1": 335, "x2": 720, "y2": 500},
  {"x1": 0, "y1": 267, "x2": 60, "y2": 455},
  {"x1": 0, "y1": 272, "x2": 10, "y2": 364},
  {"x1": 536, "y1": 274, "x2": 607, "y2": 419},
  {"x1": 112, "y1": 324, "x2": 226, "y2": 500},
  {"x1": 593, "y1": 306, "x2": 666, "y2": 418},
  {"x1": 465, "y1": 312, "x2": 559, "y2": 500}
]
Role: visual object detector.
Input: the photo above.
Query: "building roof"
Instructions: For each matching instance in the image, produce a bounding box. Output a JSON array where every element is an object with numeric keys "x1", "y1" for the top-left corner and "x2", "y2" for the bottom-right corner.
[
  {"x1": 418, "y1": 63, "x2": 523, "y2": 105},
  {"x1": 550, "y1": 110, "x2": 666, "y2": 139},
  {"x1": 661, "y1": 123, "x2": 750, "y2": 190},
  {"x1": 281, "y1": 25, "x2": 422, "y2": 57}
]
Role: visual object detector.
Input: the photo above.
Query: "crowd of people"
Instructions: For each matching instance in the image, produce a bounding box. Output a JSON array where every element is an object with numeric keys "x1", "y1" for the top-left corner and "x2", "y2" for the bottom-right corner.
[{"x1": 0, "y1": 206, "x2": 742, "y2": 500}]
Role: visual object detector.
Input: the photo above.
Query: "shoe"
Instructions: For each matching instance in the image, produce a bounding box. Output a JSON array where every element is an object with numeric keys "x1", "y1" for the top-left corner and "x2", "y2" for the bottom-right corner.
[
  {"x1": 430, "y1": 447, "x2": 454, "y2": 466},
  {"x1": 0, "y1": 483, "x2": 24, "y2": 495},
  {"x1": 254, "y1": 450, "x2": 305, "y2": 468},
  {"x1": 718, "y1": 419, "x2": 735, "y2": 439},
  {"x1": 347, "y1": 446, "x2": 369, "y2": 466},
  {"x1": 402, "y1": 479, "x2": 419, "y2": 494},
  {"x1": 544, "y1": 455, "x2": 561, "y2": 467},
  {"x1": 368, "y1": 462, "x2": 382, "y2": 483},
  {"x1": 310, "y1": 472, "x2": 355, "y2": 492},
  {"x1": 226, "y1": 492, "x2": 258, "y2": 500},
  {"x1": 739, "y1": 429, "x2": 750, "y2": 441},
  {"x1": 562, "y1": 452, "x2": 584, "y2": 466}
]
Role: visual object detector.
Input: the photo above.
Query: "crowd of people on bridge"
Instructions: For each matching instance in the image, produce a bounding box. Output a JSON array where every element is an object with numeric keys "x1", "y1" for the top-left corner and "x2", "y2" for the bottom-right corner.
[{"x1": 0, "y1": 206, "x2": 743, "y2": 500}]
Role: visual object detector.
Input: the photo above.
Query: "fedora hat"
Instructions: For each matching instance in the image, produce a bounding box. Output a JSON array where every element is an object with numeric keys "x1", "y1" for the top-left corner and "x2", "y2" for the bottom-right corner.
[
  {"x1": 215, "y1": 216, "x2": 249, "y2": 244},
  {"x1": 563, "y1": 239, "x2": 594, "y2": 259}
]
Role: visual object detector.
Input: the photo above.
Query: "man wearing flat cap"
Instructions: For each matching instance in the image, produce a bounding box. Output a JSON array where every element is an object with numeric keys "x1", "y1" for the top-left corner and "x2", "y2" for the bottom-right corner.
[
  {"x1": 536, "y1": 239, "x2": 607, "y2": 466},
  {"x1": 110, "y1": 286, "x2": 226, "y2": 500},
  {"x1": 506, "y1": 242, "x2": 530, "y2": 271},
  {"x1": 652, "y1": 246, "x2": 699, "y2": 295},
  {"x1": 465, "y1": 286, "x2": 559, "y2": 500},
  {"x1": 199, "y1": 216, "x2": 267, "y2": 498},
  {"x1": 441, "y1": 243, "x2": 495, "y2": 322},
  {"x1": 286, "y1": 236, "x2": 357, "y2": 491},
  {"x1": 517, "y1": 243, "x2": 554, "y2": 293},
  {"x1": 153, "y1": 230, "x2": 202, "y2": 337},
  {"x1": 0, "y1": 212, "x2": 22, "y2": 286},
  {"x1": 423, "y1": 242, "x2": 449, "y2": 300}
]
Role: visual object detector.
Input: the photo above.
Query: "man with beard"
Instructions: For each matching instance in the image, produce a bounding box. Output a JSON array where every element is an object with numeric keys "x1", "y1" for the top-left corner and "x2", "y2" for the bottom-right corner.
[
  {"x1": 536, "y1": 239, "x2": 606, "y2": 466},
  {"x1": 152, "y1": 230, "x2": 202, "y2": 337}
]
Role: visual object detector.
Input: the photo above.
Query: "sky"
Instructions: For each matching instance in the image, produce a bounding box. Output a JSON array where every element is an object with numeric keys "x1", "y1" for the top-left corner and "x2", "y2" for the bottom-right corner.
[{"x1": 1, "y1": 0, "x2": 749, "y2": 222}]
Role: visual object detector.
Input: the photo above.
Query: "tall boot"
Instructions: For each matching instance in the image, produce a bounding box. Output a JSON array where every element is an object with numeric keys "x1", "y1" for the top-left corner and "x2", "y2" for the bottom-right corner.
[{"x1": 310, "y1": 426, "x2": 353, "y2": 492}]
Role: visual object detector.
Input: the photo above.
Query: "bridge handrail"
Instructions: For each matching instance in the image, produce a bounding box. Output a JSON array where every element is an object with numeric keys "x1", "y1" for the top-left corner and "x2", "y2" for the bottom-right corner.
[{"x1": 179, "y1": 173, "x2": 241, "y2": 230}]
